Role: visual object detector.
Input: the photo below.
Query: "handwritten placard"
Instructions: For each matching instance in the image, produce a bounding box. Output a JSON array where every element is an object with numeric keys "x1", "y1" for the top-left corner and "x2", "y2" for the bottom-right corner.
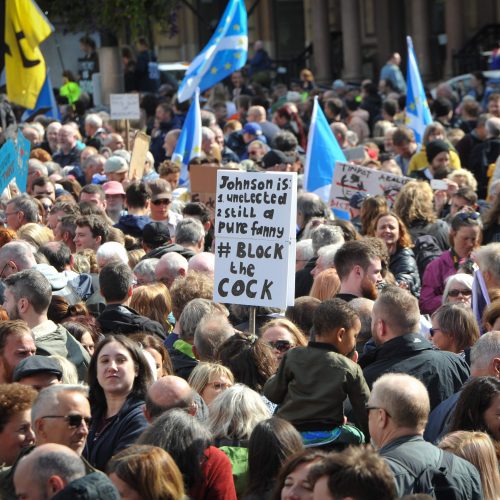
[
  {"x1": 329, "y1": 161, "x2": 412, "y2": 212},
  {"x1": 213, "y1": 170, "x2": 297, "y2": 308},
  {"x1": 0, "y1": 140, "x2": 17, "y2": 195},
  {"x1": 110, "y1": 94, "x2": 141, "y2": 120}
]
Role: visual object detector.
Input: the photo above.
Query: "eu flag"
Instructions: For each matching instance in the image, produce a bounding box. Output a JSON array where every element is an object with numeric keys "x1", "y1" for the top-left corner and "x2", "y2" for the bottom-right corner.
[
  {"x1": 406, "y1": 36, "x2": 432, "y2": 146},
  {"x1": 177, "y1": 0, "x2": 248, "y2": 103},
  {"x1": 172, "y1": 89, "x2": 202, "y2": 185},
  {"x1": 304, "y1": 97, "x2": 347, "y2": 203}
]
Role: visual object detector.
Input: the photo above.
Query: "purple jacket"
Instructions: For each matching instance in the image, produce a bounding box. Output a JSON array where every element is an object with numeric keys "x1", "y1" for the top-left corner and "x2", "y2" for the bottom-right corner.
[{"x1": 420, "y1": 250, "x2": 456, "y2": 314}]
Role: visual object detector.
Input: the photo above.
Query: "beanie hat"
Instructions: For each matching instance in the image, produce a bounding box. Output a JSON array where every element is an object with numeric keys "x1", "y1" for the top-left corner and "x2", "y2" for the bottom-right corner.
[{"x1": 426, "y1": 139, "x2": 450, "y2": 164}]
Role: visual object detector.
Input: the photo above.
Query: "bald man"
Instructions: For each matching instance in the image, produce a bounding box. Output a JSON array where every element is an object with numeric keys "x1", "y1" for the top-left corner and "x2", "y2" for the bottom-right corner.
[
  {"x1": 188, "y1": 252, "x2": 215, "y2": 275},
  {"x1": 14, "y1": 443, "x2": 86, "y2": 499},
  {"x1": 144, "y1": 375, "x2": 207, "y2": 422},
  {"x1": 53, "y1": 125, "x2": 81, "y2": 167},
  {"x1": 368, "y1": 373, "x2": 482, "y2": 499},
  {"x1": 246, "y1": 105, "x2": 279, "y2": 143}
]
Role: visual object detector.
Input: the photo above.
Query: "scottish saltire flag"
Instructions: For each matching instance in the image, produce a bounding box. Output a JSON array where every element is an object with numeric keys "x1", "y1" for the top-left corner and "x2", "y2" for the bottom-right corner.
[
  {"x1": 405, "y1": 36, "x2": 432, "y2": 146},
  {"x1": 177, "y1": 0, "x2": 248, "y2": 102},
  {"x1": 22, "y1": 71, "x2": 61, "y2": 121},
  {"x1": 304, "y1": 97, "x2": 347, "y2": 205},
  {"x1": 172, "y1": 90, "x2": 202, "y2": 185},
  {"x1": 4, "y1": 0, "x2": 53, "y2": 109}
]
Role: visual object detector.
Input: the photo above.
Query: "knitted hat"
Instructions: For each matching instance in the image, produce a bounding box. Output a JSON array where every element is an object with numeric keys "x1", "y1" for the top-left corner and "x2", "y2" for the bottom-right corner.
[{"x1": 426, "y1": 139, "x2": 450, "y2": 164}]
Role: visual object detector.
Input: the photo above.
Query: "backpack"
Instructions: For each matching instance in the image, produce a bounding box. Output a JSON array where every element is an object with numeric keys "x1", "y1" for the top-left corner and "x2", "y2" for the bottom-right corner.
[
  {"x1": 413, "y1": 234, "x2": 442, "y2": 279},
  {"x1": 391, "y1": 450, "x2": 462, "y2": 499}
]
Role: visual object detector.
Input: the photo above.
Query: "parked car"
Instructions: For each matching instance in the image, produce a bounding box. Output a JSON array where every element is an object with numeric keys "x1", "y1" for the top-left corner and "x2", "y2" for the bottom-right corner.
[
  {"x1": 431, "y1": 70, "x2": 500, "y2": 99},
  {"x1": 158, "y1": 62, "x2": 189, "y2": 89}
]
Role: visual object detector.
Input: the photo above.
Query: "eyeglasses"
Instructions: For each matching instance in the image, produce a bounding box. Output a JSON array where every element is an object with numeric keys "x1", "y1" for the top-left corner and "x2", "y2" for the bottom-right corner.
[
  {"x1": 366, "y1": 404, "x2": 391, "y2": 417},
  {"x1": 0, "y1": 261, "x2": 11, "y2": 279},
  {"x1": 268, "y1": 340, "x2": 293, "y2": 353},
  {"x1": 455, "y1": 211, "x2": 480, "y2": 222},
  {"x1": 206, "y1": 382, "x2": 231, "y2": 391},
  {"x1": 448, "y1": 289, "x2": 472, "y2": 298},
  {"x1": 41, "y1": 414, "x2": 91, "y2": 428},
  {"x1": 152, "y1": 199, "x2": 171, "y2": 206},
  {"x1": 429, "y1": 327, "x2": 441, "y2": 337}
]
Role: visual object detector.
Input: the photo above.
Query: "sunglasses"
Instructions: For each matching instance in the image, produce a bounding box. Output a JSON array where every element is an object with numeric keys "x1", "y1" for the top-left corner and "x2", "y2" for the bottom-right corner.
[
  {"x1": 455, "y1": 211, "x2": 480, "y2": 222},
  {"x1": 41, "y1": 414, "x2": 91, "y2": 428},
  {"x1": 448, "y1": 289, "x2": 472, "y2": 298},
  {"x1": 152, "y1": 199, "x2": 171, "y2": 206},
  {"x1": 429, "y1": 328, "x2": 441, "y2": 338},
  {"x1": 268, "y1": 340, "x2": 293, "y2": 353}
]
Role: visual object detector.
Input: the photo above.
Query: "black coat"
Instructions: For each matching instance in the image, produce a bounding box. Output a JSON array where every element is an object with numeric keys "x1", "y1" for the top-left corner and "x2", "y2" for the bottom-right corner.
[
  {"x1": 389, "y1": 247, "x2": 421, "y2": 297},
  {"x1": 294, "y1": 257, "x2": 316, "y2": 298},
  {"x1": 360, "y1": 333, "x2": 469, "y2": 410},
  {"x1": 97, "y1": 304, "x2": 165, "y2": 339}
]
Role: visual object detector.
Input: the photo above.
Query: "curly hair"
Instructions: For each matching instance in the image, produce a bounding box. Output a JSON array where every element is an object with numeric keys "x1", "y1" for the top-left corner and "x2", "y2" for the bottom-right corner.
[
  {"x1": 0, "y1": 383, "x2": 37, "y2": 432},
  {"x1": 169, "y1": 272, "x2": 214, "y2": 321},
  {"x1": 394, "y1": 180, "x2": 437, "y2": 226},
  {"x1": 217, "y1": 332, "x2": 277, "y2": 393}
]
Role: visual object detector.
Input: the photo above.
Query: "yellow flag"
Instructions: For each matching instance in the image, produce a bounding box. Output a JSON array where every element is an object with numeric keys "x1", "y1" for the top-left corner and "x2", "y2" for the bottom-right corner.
[{"x1": 5, "y1": 0, "x2": 53, "y2": 109}]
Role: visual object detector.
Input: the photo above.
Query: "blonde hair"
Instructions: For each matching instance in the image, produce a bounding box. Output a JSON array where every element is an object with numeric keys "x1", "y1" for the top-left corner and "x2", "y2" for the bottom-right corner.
[
  {"x1": 17, "y1": 223, "x2": 53, "y2": 249},
  {"x1": 188, "y1": 362, "x2": 234, "y2": 395},
  {"x1": 127, "y1": 248, "x2": 146, "y2": 269},
  {"x1": 260, "y1": 317, "x2": 307, "y2": 347},
  {"x1": 48, "y1": 354, "x2": 79, "y2": 385},
  {"x1": 438, "y1": 431, "x2": 500, "y2": 500},
  {"x1": 447, "y1": 168, "x2": 478, "y2": 192},
  {"x1": 130, "y1": 283, "x2": 172, "y2": 333},
  {"x1": 309, "y1": 268, "x2": 341, "y2": 301}
]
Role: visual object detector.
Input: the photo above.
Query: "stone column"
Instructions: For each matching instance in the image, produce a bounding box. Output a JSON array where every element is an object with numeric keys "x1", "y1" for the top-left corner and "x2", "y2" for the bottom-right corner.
[
  {"x1": 311, "y1": 0, "x2": 332, "y2": 84},
  {"x1": 341, "y1": 0, "x2": 362, "y2": 82},
  {"x1": 444, "y1": 0, "x2": 465, "y2": 78},
  {"x1": 410, "y1": 0, "x2": 431, "y2": 81}
]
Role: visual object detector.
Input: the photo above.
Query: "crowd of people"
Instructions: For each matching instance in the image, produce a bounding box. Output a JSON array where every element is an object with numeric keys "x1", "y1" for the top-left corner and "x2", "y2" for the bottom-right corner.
[{"x1": 0, "y1": 44, "x2": 500, "y2": 499}]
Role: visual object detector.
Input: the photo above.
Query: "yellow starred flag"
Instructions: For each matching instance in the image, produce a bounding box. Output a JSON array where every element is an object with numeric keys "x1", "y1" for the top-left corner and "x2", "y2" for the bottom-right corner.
[
  {"x1": 224, "y1": 63, "x2": 232, "y2": 70},
  {"x1": 233, "y1": 24, "x2": 240, "y2": 31},
  {"x1": 234, "y1": 53, "x2": 241, "y2": 59},
  {"x1": 192, "y1": 146, "x2": 201, "y2": 153},
  {"x1": 5, "y1": 0, "x2": 53, "y2": 109},
  {"x1": 211, "y1": 67, "x2": 218, "y2": 74}
]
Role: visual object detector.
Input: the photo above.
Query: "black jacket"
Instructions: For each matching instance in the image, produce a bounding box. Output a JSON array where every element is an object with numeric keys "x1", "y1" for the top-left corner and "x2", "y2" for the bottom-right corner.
[
  {"x1": 389, "y1": 247, "x2": 421, "y2": 297},
  {"x1": 360, "y1": 334, "x2": 469, "y2": 410},
  {"x1": 52, "y1": 472, "x2": 119, "y2": 500},
  {"x1": 294, "y1": 257, "x2": 316, "y2": 298},
  {"x1": 84, "y1": 396, "x2": 148, "y2": 471},
  {"x1": 469, "y1": 137, "x2": 500, "y2": 199},
  {"x1": 97, "y1": 304, "x2": 165, "y2": 339},
  {"x1": 143, "y1": 243, "x2": 196, "y2": 261},
  {"x1": 168, "y1": 340, "x2": 198, "y2": 380},
  {"x1": 380, "y1": 435, "x2": 482, "y2": 499}
]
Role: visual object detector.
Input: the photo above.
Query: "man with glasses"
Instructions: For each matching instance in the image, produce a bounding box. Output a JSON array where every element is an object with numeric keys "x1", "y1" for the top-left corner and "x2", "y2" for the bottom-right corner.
[
  {"x1": 148, "y1": 178, "x2": 182, "y2": 236},
  {"x1": 361, "y1": 286, "x2": 469, "y2": 410},
  {"x1": 368, "y1": 373, "x2": 482, "y2": 498},
  {"x1": 4, "y1": 195, "x2": 38, "y2": 231}
]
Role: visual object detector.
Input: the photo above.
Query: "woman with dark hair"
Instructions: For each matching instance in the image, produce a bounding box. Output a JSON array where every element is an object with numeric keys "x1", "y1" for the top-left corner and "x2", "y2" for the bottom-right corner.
[
  {"x1": 83, "y1": 334, "x2": 153, "y2": 471},
  {"x1": 448, "y1": 377, "x2": 500, "y2": 442},
  {"x1": 420, "y1": 211, "x2": 482, "y2": 314},
  {"x1": 273, "y1": 104, "x2": 307, "y2": 150},
  {"x1": 138, "y1": 408, "x2": 237, "y2": 499},
  {"x1": 271, "y1": 449, "x2": 328, "y2": 500},
  {"x1": 360, "y1": 195, "x2": 387, "y2": 236},
  {"x1": 430, "y1": 304, "x2": 480, "y2": 360},
  {"x1": 63, "y1": 320, "x2": 98, "y2": 356},
  {"x1": 47, "y1": 296, "x2": 88, "y2": 324},
  {"x1": 217, "y1": 332, "x2": 277, "y2": 394},
  {"x1": 244, "y1": 417, "x2": 304, "y2": 500},
  {"x1": 371, "y1": 211, "x2": 420, "y2": 296}
]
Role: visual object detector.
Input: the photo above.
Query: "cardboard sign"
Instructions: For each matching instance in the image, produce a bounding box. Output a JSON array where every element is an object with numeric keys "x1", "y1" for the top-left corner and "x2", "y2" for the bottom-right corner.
[
  {"x1": 213, "y1": 170, "x2": 297, "y2": 309},
  {"x1": 329, "y1": 161, "x2": 412, "y2": 212},
  {"x1": 189, "y1": 164, "x2": 225, "y2": 214},
  {"x1": 128, "y1": 132, "x2": 151, "y2": 180},
  {"x1": 110, "y1": 94, "x2": 141, "y2": 120}
]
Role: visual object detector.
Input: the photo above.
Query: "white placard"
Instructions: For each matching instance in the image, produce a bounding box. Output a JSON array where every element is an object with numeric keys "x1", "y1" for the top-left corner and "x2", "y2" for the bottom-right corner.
[
  {"x1": 214, "y1": 170, "x2": 297, "y2": 309},
  {"x1": 329, "y1": 161, "x2": 412, "y2": 212},
  {"x1": 109, "y1": 94, "x2": 141, "y2": 120}
]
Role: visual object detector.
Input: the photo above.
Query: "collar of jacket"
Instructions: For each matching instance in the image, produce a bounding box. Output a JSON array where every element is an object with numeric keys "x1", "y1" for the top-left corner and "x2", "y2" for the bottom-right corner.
[
  {"x1": 373, "y1": 333, "x2": 433, "y2": 359},
  {"x1": 307, "y1": 341, "x2": 341, "y2": 354}
]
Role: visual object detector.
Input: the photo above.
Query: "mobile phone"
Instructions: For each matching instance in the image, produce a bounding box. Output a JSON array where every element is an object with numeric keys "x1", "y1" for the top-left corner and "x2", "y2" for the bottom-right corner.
[{"x1": 430, "y1": 179, "x2": 448, "y2": 191}]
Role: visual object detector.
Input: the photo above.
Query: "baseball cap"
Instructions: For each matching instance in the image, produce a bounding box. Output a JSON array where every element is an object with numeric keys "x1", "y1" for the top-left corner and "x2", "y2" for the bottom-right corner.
[
  {"x1": 104, "y1": 156, "x2": 128, "y2": 174},
  {"x1": 103, "y1": 181, "x2": 126, "y2": 196},
  {"x1": 142, "y1": 221, "x2": 171, "y2": 247},
  {"x1": 13, "y1": 355, "x2": 63, "y2": 382},
  {"x1": 243, "y1": 122, "x2": 263, "y2": 136},
  {"x1": 261, "y1": 149, "x2": 294, "y2": 169},
  {"x1": 349, "y1": 192, "x2": 370, "y2": 209}
]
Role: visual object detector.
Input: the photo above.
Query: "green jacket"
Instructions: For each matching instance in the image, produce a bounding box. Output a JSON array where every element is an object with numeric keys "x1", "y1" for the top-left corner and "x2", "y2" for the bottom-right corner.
[{"x1": 263, "y1": 342, "x2": 370, "y2": 433}]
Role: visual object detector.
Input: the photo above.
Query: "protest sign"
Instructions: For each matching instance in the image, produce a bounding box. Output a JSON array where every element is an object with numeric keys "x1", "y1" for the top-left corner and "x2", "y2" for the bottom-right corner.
[
  {"x1": 214, "y1": 170, "x2": 297, "y2": 309},
  {"x1": 0, "y1": 140, "x2": 17, "y2": 195},
  {"x1": 343, "y1": 146, "x2": 366, "y2": 163},
  {"x1": 128, "y1": 132, "x2": 150, "y2": 180},
  {"x1": 329, "y1": 161, "x2": 412, "y2": 212},
  {"x1": 16, "y1": 130, "x2": 31, "y2": 192},
  {"x1": 109, "y1": 94, "x2": 141, "y2": 120},
  {"x1": 189, "y1": 164, "x2": 220, "y2": 213}
]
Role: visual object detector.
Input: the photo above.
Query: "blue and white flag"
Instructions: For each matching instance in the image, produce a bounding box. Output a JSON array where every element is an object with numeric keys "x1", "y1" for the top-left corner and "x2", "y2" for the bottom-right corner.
[
  {"x1": 405, "y1": 36, "x2": 432, "y2": 146},
  {"x1": 304, "y1": 97, "x2": 347, "y2": 204},
  {"x1": 177, "y1": 0, "x2": 248, "y2": 102},
  {"x1": 172, "y1": 89, "x2": 202, "y2": 185}
]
